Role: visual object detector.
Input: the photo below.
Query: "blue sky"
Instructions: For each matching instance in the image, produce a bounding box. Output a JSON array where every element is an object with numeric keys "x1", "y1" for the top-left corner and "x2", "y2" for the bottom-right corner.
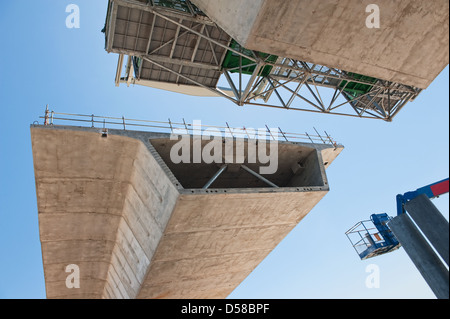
[{"x1": 0, "y1": 1, "x2": 448, "y2": 299}]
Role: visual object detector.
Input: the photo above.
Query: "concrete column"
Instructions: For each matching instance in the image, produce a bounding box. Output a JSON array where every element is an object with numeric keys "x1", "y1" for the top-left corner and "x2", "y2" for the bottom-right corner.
[
  {"x1": 405, "y1": 194, "x2": 449, "y2": 266},
  {"x1": 389, "y1": 214, "x2": 449, "y2": 299}
]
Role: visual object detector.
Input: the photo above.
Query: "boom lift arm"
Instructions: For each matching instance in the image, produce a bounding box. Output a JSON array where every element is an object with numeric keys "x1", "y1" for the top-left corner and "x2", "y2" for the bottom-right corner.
[{"x1": 396, "y1": 178, "x2": 449, "y2": 216}]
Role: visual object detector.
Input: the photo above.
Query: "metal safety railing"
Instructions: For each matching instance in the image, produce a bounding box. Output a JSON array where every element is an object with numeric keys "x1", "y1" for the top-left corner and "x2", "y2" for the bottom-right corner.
[
  {"x1": 38, "y1": 105, "x2": 339, "y2": 147},
  {"x1": 345, "y1": 220, "x2": 386, "y2": 256}
]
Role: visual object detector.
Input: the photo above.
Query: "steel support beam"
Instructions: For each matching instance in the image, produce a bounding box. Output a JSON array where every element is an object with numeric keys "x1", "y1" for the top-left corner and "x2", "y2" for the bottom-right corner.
[
  {"x1": 115, "y1": 54, "x2": 124, "y2": 87},
  {"x1": 169, "y1": 21, "x2": 182, "y2": 59},
  {"x1": 125, "y1": 55, "x2": 134, "y2": 87},
  {"x1": 202, "y1": 165, "x2": 228, "y2": 189},
  {"x1": 114, "y1": 0, "x2": 216, "y2": 26},
  {"x1": 240, "y1": 165, "x2": 279, "y2": 188},
  {"x1": 144, "y1": 55, "x2": 221, "y2": 71},
  {"x1": 106, "y1": 2, "x2": 118, "y2": 52},
  {"x1": 149, "y1": 8, "x2": 257, "y2": 62},
  {"x1": 223, "y1": 71, "x2": 241, "y2": 100},
  {"x1": 142, "y1": 57, "x2": 237, "y2": 103}
]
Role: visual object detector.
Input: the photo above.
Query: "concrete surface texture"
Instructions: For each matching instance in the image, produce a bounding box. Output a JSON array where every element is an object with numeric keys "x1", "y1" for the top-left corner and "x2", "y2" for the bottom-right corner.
[
  {"x1": 389, "y1": 213, "x2": 449, "y2": 299},
  {"x1": 31, "y1": 125, "x2": 342, "y2": 299},
  {"x1": 404, "y1": 194, "x2": 449, "y2": 266},
  {"x1": 191, "y1": 0, "x2": 449, "y2": 89}
]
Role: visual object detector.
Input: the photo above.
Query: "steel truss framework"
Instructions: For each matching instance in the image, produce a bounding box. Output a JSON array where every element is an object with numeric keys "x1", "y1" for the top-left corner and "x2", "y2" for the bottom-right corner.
[{"x1": 105, "y1": 0, "x2": 422, "y2": 121}]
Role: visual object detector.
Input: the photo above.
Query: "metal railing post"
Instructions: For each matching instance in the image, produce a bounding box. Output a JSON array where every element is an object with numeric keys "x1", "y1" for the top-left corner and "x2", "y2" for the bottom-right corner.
[{"x1": 44, "y1": 105, "x2": 49, "y2": 126}]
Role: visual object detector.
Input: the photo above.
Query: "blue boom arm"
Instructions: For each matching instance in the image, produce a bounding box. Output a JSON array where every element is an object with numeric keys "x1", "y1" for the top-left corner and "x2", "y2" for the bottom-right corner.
[{"x1": 396, "y1": 178, "x2": 449, "y2": 216}]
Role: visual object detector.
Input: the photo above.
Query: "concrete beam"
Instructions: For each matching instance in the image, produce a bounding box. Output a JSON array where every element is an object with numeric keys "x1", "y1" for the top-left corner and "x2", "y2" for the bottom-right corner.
[
  {"x1": 192, "y1": 0, "x2": 449, "y2": 89},
  {"x1": 405, "y1": 194, "x2": 449, "y2": 266},
  {"x1": 389, "y1": 214, "x2": 449, "y2": 299},
  {"x1": 31, "y1": 125, "x2": 342, "y2": 299}
]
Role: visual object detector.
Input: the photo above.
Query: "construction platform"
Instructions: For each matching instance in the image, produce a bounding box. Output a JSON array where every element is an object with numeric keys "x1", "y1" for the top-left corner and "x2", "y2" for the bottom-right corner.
[
  {"x1": 31, "y1": 117, "x2": 343, "y2": 299},
  {"x1": 102, "y1": 0, "x2": 448, "y2": 121}
]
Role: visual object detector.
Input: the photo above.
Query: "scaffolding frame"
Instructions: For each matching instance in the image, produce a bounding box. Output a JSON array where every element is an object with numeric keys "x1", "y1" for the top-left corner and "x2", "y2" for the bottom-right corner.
[{"x1": 106, "y1": 0, "x2": 422, "y2": 121}]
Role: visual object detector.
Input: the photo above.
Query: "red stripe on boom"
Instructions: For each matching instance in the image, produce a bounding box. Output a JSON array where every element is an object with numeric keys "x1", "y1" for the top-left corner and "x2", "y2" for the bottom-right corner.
[{"x1": 430, "y1": 179, "x2": 449, "y2": 197}]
